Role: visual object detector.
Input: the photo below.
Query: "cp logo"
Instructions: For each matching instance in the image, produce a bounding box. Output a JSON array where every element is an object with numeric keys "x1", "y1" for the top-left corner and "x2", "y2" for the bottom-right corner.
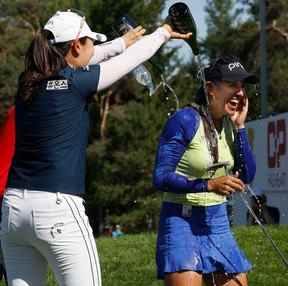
[{"x1": 267, "y1": 119, "x2": 286, "y2": 168}]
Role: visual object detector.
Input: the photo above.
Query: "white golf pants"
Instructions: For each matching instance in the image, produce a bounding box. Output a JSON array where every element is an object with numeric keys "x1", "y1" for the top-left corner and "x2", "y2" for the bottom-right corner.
[{"x1": 1, "y1": 188, "x2": 101, "y2": 286}]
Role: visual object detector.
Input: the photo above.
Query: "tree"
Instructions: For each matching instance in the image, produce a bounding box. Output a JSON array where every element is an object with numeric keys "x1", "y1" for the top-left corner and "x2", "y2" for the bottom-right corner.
[
  {"x1": 0, "y1": 0, "x2": 72, "y2": 123},
  {"x1": 75, "y1": 0, "x2": 172, "y2": 234}
]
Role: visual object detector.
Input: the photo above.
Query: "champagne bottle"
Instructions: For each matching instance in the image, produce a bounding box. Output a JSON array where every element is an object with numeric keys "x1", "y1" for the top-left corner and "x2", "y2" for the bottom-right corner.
[{"x1": 168, "y1": 2, "x2": 199, "y2": 55}]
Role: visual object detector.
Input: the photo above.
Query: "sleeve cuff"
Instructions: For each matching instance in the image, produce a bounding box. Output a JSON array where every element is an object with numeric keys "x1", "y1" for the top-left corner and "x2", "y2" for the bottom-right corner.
[
  {"x1": 156, "y1": 27, "x2": 171, "y2": 42},
  {"x1": 118, "y1": 37, "x2": 126, "y2": 51},
  {"x1": 236, "y1": 127, "x2": 246, "y2": 133}
]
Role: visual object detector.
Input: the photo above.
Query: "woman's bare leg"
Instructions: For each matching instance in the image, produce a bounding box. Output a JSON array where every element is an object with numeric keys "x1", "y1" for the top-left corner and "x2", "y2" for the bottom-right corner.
[
  {"x1": 165, "y1": 271, "x2": 203, "y2": 286},
  {"x1": 204, "y1": 272, "x2": 248, "y2": 286}
]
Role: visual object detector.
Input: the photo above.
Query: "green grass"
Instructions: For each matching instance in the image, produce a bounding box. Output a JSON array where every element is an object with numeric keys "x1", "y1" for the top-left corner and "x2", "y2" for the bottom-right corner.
[
  {"x1": 233, "y1": 226, "x2": 288, "y2": 286},
  {"x1": 1, "y1": 226, "x2": 288, "y2": 285},
  {"x1": 97, "y1": 226, "x2": 288, "y2": 286}
]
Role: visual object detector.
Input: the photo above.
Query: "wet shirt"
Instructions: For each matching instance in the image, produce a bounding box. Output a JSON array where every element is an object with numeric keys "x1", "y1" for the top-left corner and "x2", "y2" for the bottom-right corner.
[
  {"x1": 8, "y1": 65, "x2": 100, "y2": 195},
  {"x1": 164, "y1": 117, "x2": 235, "y2": 206},
  {"x1": 153, "y1": 107, "x2": 256, "y2": 204}
]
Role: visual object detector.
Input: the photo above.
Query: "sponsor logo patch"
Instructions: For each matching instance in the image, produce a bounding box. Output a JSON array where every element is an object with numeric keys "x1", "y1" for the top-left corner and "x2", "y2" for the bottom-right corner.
[
  {"x1": 46, "y1": 80, "x2": 69, "y2": 90},
  {"x1": 228, "y1": 62, "x2": 245, "y2": 72}
]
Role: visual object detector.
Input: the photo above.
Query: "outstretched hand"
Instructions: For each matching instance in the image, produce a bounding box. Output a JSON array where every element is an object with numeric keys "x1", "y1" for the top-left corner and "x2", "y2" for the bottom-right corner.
[
  {"x1": 122, "y1": 26, "x2": 146, "y2": 48},
  {"x1": 162, "y1": 24, "x2": 193, "y2": 40}
]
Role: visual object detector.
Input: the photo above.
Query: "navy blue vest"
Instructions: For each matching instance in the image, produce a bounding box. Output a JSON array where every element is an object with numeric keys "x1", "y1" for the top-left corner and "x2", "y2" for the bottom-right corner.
[{"x1": 8, "y1": 65, "x2": 100, "y2": 195}]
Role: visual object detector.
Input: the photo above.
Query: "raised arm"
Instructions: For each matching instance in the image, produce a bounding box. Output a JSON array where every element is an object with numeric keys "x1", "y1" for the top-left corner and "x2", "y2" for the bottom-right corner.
[
  {"x1": 89, "y1": 38, "x2": 126, "y2": 65},
  {"x1": 227, "y1": 89, "x2": 256, "y2": 183},
  {"x1": 89, "y1": 26, "x2": 147, "y2": 64},
  {"x1": 234, "y1": 128, "x2": 256, "y2": 183},
  {"x1": 97, "y1": 25, "x2": 192, "y2": 91},
  {"x1": 97, "y1": 27, "x2": 170, "y2": 91}
]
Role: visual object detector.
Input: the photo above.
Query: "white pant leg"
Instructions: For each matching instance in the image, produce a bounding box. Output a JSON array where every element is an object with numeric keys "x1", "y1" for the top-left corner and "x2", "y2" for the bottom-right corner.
[
  {"x1": 1, "y1": 189, "x2": 101, "y2": 286},
  {"x1": 34, "y1": 194, "x2": 102, "y2": 286},
  {"x1": 1, "y1": 190, "x2": 47, "y2": 286}
]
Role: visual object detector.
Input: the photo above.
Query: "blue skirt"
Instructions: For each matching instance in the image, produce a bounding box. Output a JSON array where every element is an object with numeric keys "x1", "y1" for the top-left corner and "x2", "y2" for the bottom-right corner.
[{"x1": 156, "y1": 202, "x2": 251, "y2": 279}]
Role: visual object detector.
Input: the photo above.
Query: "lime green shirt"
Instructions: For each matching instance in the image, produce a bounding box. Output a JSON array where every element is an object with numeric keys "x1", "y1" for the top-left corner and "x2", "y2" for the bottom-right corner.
[{"x1": 163, "y1": 117, "x2": 235, "y2": 206}]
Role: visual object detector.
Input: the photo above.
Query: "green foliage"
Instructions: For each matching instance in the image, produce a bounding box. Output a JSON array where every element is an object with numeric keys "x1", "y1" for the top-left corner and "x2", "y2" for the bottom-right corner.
[
  {"x1": 86, "y1": 94, "x2": 169, "y2": 232},
  {"x1": 75, "y1": 1, "x2": 185, "y2": 235},
  {"x1": 0, "y1": 0, "x2": 72, "y2": 122},
  {"x1": 84, "y1": 0, "x2": 164, "y2": 39},
  {"x1": 205, "y1": 0, "x2": 237, "y2": 34}
]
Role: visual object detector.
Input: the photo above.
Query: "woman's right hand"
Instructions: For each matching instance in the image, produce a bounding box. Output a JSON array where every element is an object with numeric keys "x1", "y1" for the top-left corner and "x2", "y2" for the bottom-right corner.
[
  {"x1": 122, "y1": 26, "x2": 146, "y2": 48},
  {"x1": 207, "y1": 175, "x2": 245, "y2": 196},
  {"x1": 162, "y1": 23, "x2": 193, "y2": 40}
]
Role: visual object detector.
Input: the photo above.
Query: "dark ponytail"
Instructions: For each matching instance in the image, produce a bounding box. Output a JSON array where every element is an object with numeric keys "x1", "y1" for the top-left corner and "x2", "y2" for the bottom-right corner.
[
  {"x1": 19, "y1": 30, "x2": 71, "y2": 101},
  {"x1": 195, "y1": 85, "x2": 207, "y2": 106},
  {"x1": 193, "y1": 84, "x2": 219, "y2": 164}
]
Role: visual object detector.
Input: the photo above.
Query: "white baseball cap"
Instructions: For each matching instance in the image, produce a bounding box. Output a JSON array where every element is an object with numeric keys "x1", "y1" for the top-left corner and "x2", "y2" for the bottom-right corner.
[{"x1": 44, "y1": 10, "x2": 107, "y2": 44}]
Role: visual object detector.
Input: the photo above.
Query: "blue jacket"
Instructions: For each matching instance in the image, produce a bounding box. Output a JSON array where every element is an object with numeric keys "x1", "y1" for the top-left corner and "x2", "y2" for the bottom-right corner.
[{"x1": 153, "y1": 107, "x2": 256, "y2": 194}]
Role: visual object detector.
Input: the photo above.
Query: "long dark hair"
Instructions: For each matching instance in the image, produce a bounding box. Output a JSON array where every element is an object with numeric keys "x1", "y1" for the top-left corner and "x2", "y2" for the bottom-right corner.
[
  {"x1": 193, "y1": 56, "x2": 241, "y2": 164},
  {"x1": 194, "y1": 83, "x2": 219, "y2": 164},
  {"x1": 19, "y1": 30, "x2": 87, "y2": 101}
]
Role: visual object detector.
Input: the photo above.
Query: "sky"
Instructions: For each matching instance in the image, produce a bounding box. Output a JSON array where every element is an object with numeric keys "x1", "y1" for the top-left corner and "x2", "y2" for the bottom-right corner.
[{"x1": 162, "y1": 0, "x2": 208, "y2": 62}]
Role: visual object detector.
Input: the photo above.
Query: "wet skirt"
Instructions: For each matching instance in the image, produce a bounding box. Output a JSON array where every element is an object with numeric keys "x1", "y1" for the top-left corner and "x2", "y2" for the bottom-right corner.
[{"x1": 156, "y1": 202, "x2": 251, "y2": 279}]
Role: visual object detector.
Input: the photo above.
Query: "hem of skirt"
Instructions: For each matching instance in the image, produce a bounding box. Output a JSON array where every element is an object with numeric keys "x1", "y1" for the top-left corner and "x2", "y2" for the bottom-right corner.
[{"x1": 157, "y1": 268, "x2": 251, "y2": 280}]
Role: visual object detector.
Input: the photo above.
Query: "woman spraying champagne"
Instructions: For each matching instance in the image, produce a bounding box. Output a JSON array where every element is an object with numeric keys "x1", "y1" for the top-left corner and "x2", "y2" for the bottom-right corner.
[{"x1": 1, "y1": 9, "x2": 192, "y2": 286}]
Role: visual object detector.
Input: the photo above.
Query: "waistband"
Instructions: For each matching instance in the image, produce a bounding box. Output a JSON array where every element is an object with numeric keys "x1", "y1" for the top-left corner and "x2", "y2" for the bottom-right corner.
[
  {"x1": 4, "y1": 188, "x2": 84, "y2": 201},
  {"x1": 163, "y1": 191, "x2": 226, "y2": 206}
]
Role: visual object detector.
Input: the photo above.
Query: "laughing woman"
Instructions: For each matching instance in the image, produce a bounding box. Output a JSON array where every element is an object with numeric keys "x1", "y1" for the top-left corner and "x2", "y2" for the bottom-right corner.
[{"x1": 154, "y1": 56, "x2": 257, "y2": 286}]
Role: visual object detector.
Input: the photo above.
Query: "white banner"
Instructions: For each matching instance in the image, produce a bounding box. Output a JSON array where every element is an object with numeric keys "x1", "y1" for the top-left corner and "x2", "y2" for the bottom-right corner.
[{"x1": 247, "y1": 113, "x2": 288, "y2": 192}]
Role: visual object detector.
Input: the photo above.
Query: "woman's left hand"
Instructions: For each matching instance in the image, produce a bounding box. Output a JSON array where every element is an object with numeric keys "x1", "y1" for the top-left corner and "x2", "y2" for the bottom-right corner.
[
  {"x1": 226, "y1": 89, "x2": 248, "y2": 129},
  {"x1": 122, "y1": 26, "x2": 146, "y2": 48}
]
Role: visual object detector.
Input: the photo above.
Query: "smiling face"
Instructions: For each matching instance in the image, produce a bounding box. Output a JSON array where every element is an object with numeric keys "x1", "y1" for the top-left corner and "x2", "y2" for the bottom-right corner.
[
  {"x1": 207, "y1": 80, "x2": 244, "y2": 120},
  {"x1": 225, "y1": 87, "x2": 246, "y2": 117}
]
